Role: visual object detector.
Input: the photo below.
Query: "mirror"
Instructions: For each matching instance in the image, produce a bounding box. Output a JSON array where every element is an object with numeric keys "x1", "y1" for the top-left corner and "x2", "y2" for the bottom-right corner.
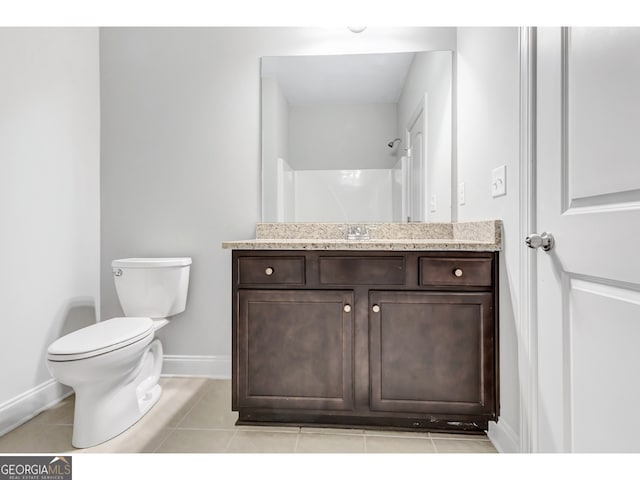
[{"x1": 261, "y1": 51, "x2": 452, "y2": 223}]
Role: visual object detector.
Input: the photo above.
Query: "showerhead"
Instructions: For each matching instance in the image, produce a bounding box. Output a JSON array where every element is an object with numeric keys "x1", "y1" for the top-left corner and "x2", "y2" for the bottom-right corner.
[{"x1": 387, "y1": 138, "x2": 401, "y2": 148}]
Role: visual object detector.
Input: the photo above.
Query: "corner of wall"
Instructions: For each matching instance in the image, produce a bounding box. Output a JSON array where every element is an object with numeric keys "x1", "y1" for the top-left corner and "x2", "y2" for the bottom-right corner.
[{"x1": 488, "y1": 419, "x2": 520, "y2": 453}]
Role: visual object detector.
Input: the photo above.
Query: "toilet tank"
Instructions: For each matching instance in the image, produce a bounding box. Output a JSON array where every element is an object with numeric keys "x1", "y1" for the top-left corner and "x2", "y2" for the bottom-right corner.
[{"x1": 112, "y1": 257, "x2": 192, "y2": 319}]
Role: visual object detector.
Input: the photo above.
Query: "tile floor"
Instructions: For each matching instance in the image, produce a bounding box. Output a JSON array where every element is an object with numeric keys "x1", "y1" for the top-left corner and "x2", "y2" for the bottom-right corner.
[{"x1": 0, "y1": 377, "x2": 497, "y2": 454}]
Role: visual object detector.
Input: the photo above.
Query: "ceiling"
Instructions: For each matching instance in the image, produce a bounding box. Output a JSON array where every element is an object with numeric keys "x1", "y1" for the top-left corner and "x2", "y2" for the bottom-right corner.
[{"x1": 261, "y1": 52, "x2": 416, "y2": 105}]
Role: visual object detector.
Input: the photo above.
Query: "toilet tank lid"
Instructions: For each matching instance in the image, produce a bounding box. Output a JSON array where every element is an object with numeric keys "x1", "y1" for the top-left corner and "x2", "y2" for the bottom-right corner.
[{"x1": 112, "y1": 257, "x2": 192, "y2": 268}]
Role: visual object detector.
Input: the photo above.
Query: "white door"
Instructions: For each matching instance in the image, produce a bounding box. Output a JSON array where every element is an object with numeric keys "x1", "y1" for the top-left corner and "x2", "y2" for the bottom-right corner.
[
  {"x1": 535, "y1": 27, "x2": 640, "y2": 452},
  {"x1": 406, "y1": 100, "x2": 427, "y2": 222}
]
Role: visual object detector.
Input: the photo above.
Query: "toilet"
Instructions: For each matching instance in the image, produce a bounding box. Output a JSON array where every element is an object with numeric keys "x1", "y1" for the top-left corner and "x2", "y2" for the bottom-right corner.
[{"x1": 47, "y1": 257, "x2": 192, "y2": 448}]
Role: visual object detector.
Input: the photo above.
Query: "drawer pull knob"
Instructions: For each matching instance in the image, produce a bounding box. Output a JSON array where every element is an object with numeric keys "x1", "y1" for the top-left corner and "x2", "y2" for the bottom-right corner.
[
  {"x1": 265, "y1": 267, "x2": 274, "y2": 276},
  {"x1": 343, "y1": 304, "x2": 352, "y2": 313},
  {"x1": 372, "y1": 304, "x2": 380, "y2": 313},
  {"x1": 453, "y1": 268, "x2": 463, "y2": 277}
]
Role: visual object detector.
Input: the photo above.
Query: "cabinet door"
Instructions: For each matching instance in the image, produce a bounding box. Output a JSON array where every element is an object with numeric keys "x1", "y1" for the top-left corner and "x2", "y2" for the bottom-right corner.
[
  {"x1": 237, "y1": 290, "x2": 354, "y2": 410},
  {"x1": 369, "y1": 291, "x2": 495, "y2": 416}
]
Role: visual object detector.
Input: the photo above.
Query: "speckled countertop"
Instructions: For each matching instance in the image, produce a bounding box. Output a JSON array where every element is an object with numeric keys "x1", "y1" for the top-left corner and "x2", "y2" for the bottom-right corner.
[{"x1": 222, "y1": 220, "x2": 502, "y2": 251}]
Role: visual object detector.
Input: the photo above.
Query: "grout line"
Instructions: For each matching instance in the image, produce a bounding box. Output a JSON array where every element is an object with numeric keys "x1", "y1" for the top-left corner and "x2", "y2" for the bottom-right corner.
[
  {"x1": 293, "y1": 429, "x2": 301, "y2": 453},
  {"x1": 429, "y1": 433, "x2": 439, "y2": 453},
  {"x1": 364, "y1": 431, "x2": 431, "y2": 439},
  {"x1": 152, "y1": 429, "x2": 171, "y2": 453},
  {"x1": 299, "y1": 429, "x2": 365, "y2": 437},
  {"x1": 168, "y1": 380, "x2": 212, "y2": 428},
  {"x1": 223, "y1": 429, "x2": 238, "y2": 453},
  {"x1": 233, "y1": 425, "x2": 300, "y2": 433}
]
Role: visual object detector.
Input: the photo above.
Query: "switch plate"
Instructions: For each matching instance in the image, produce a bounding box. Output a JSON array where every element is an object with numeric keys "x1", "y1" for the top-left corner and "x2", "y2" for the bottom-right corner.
[
  {"x1": 430, "y1": 194, "x2": 437, "y2": 213},
  {"x1": 458, "y1": 182, "x2": 465, "y2": 205},
  {"x1": 491, "y1": 165, "x2": 506, "y2": 197}
]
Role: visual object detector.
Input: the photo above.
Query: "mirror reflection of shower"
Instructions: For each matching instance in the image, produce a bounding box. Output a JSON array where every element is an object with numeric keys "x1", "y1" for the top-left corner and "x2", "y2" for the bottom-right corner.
[
  {"x1": 261, "y1": 50, "x2": 453, "y2": 223},
  {"x1": 387, "y1": 138, "x2": 402, "y2": 148}
]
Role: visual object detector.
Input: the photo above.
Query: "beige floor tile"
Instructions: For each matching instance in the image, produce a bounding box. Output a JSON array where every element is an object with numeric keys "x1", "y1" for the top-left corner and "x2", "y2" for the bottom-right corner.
[
  {"x1": 79, "y1": 425, "x2": 173, "y2": 454},
  {"x1": 296, "y1": 433, "x2": 365, "y2": 453},
  {"x1": 0, "y1": 422, "x2": 74, "y2": 453},
  {"x1": 225, "y1": 430, "x2": 298, "y2": 453},
  {"x1": 31, "y1": 395, "x2": 75, "y2": 426},
  {"x1": 432, "y1": 438, "x2": 498, "y2": 453},
  {"x1": 154, "y1": 428, "x2": 235, "y2": 453},
  {"x1": 236, "y1": 425, "x2": 300, "y2": 433},
  {"x1": 200, "y1": 379, "x2": 232, "y2": 396},
  {"x1": 365, "y1": 429, "x2": 431, "y2": 439},
  {"x1": 300, "y1": 427, "x2": 365, "y2": 435},
  {"x1": 0, "y1": 377, "x2": 500, "y2": 454},
  {"x1": 429, "y1": 431, "x2": 491, "y2": 440},
  {"x1": 156, "y1": 376, "x2": 212, "y2": 427},
  {"x1": 177, "y1": 385, "x2": 238, "y2": 429},
  {"x1": 365, "y1": 435, "x2": 436, "y2": 453}
]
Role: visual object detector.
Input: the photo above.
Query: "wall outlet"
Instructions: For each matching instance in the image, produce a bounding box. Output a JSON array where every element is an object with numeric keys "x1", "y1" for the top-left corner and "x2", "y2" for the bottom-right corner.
[
  {"x1": 491, "y1": 165, "x2": 506, "y2": 197},
  {"x1": 458, "y1": 182, "x2": 465, "y2": 205}
]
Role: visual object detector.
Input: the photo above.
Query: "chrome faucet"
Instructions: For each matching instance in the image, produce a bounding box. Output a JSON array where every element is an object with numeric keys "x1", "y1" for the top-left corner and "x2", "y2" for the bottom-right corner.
[{"x1": 340, "y1": 224, "x2": 376, "y2": 240}]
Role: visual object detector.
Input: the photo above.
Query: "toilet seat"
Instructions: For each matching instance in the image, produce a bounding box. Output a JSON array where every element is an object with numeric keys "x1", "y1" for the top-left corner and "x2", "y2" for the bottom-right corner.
[{"x1": 47, "y1": 317, "x2": 154, "y2": 362}]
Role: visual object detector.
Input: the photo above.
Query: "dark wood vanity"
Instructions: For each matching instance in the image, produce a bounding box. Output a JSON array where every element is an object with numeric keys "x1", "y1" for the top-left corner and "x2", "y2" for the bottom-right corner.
[{"x1": 231, "y1": 249, "x2": 499, "y2": 433}]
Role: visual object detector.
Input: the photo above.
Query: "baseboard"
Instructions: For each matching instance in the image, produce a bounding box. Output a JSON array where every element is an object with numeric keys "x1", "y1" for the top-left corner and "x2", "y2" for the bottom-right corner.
[
  {"x1": 161, "y1": 355, "x2": 231, "y2": 379},
  {"x1": 488, "y1": 419, "x2": 520, "y2": 453},
  {"x1": 0, "y1": 379, "x2": 72, "y2": 437}
]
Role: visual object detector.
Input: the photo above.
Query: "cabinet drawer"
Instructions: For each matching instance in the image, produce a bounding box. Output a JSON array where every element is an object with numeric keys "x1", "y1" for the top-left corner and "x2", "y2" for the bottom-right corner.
[
  {"x1": 420, "y1": 257, "x2": 492, "y2": 287},
  {"x1": 319, "y1": 256, "x2": 405, "y2": 285},
  {"x1": 238, "y1": 256, "x2": 305, "y2": 285}
]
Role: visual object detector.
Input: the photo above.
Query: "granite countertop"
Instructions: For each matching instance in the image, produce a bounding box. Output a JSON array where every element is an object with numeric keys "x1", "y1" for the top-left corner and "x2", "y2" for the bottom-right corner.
[{"x1": 222, "y1": 220, "x2": 502, "y2": 251}]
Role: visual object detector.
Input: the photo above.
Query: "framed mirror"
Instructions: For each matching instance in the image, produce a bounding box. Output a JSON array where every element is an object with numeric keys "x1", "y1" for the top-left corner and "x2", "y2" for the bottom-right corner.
[{"x1": 261, "y1": 51, "x2": 452, "y2": 223}]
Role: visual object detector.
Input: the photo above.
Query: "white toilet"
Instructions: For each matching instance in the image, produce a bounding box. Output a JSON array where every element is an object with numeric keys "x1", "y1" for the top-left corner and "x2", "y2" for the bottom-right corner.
[{"x1": 47, "y1": 257, "x2": 192, "y2": 448}]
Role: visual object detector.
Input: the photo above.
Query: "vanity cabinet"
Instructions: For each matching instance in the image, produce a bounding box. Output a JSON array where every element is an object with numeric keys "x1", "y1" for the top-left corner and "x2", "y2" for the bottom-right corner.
[{"x1": 231, "y1": 250, "x2": 499, "y2": 433}]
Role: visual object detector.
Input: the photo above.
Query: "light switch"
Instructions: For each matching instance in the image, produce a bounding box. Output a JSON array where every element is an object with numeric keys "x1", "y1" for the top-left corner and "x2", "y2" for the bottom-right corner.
[
  {"x1": 491, "y1": 165, "x2": 506, "y2": 197},
  {"x1": 430, "y1": 194, "x2": 437, "y2": 213},
  {"x1": 458, "y1": 182, "x2": 465, "y2": 205}
]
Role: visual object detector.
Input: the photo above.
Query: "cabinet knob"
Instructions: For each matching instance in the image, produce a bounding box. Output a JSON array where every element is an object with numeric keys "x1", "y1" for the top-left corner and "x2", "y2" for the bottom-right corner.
[
  {"x1": 343, "y1": 304, "x2": 352, "y2": 313},
  {"x1": 265, "y1": 267, "x2": 274, "y2": 276},
  {"x1": 453, "y1": 268, "x2": 463, "y2": 277},
  {"x1": 372, "y1": 304, "x2": 380, "y2": 313}
]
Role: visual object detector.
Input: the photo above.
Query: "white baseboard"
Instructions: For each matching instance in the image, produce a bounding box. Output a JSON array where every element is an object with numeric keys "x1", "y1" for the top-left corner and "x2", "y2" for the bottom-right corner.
[
  {"x1": 161, "y1": 354, "x2": 231, "y2": 379},
  {"x1": 0, "y1": 379, "x2": 72, "y2": 437},
  {"x1": 488, "y1": 419, "x2": 520, "y2": 453}
]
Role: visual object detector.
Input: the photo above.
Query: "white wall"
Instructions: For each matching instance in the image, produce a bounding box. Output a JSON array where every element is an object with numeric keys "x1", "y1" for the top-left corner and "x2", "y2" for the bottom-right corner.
[
  {"x1": 99, "y1": 27, "x2": 457, "y2": 376},
  {"x1": 294, "y1": 169, "x2": 393, "y2": 222},
  {"x1": 262, "y1": 77, "x2": 290, "y2": 221},
  {"x1": 391, "y1": 156, "x2": 408, "y2": 221},
  {"x1": 398, "y1": 51, "x2": 453, "y2": 222},
  {"x1": 277, "y1": 158, "x2": 295, "y2": 222},
  {"x1": 0, "y1": 28, "x2": 100, "y2": 433},
  {"x1": 289, "y1": 103, "x2": 398, "y2": 170},
  {"x1": 456, "y1": 27, "x2": 521, "y2": 452}
]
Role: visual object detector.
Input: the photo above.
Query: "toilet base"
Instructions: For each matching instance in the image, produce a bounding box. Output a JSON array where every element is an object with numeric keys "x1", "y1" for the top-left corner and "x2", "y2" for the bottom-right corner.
[{"x1": 71, "y1": 339, "x2": 163, "y2": 448}]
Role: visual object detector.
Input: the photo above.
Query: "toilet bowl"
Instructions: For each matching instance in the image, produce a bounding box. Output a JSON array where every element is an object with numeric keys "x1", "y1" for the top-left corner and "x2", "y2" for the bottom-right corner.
[{"x1": 47, "y1": 257, "x2": 191, "y2": 448}]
